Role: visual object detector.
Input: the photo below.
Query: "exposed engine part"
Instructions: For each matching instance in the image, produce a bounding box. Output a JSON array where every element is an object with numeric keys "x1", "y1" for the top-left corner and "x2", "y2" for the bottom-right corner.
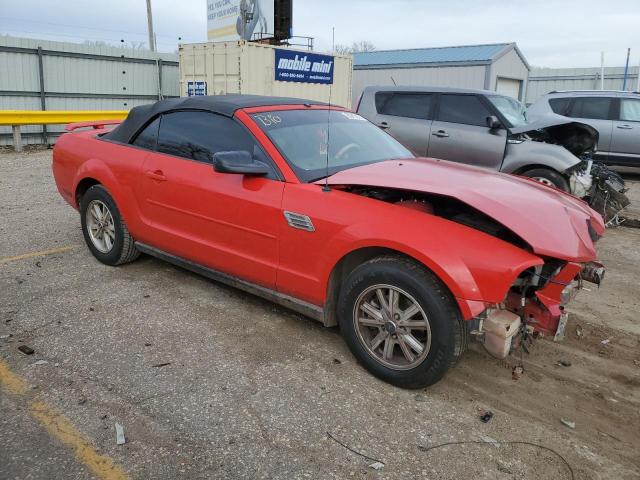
[
  {"x1": 581, "y1": 261, "x2": 605, "y2": 285},
  {"x1": 343, "y1": 186, "x2": 531, "y2": 251},
  {"x1": 569, "y1": 160, "x2": 593, "y2": 198},
  {"x1": 515, "y1": 121, "x2": 598, "y2": 157},
  {"x1": 570, "y1": 159, "x2": 630, "y2": 224},
  {"x1": 395, "y1": 199, "x2": 434, "y2": 214},
  {"x1": 476, "y1": 309, "x2": 522, "y2": 359}
]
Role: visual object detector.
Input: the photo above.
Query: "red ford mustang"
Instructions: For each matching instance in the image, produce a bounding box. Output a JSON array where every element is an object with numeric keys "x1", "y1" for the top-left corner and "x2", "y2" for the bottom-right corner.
[{"x1": 52, "y1": 95, "x2": 605, "y2": 388}]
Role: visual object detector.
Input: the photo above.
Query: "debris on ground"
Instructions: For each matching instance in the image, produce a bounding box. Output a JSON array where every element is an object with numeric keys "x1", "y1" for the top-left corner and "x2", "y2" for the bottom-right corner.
[
  {"x1": 144, "y1": 342, "x2": 152, "y2": 347},
  {"x1": 575, "y1": 325, "x2": 584, "y2": 339},
  {"x1": 78, "y1": 396, "x2": 87, "y2": 405},
  {"x1": 151, "y1": 362, "x2": 171, "y2": 368},
  {"x1": 369, "y1": 462, "x2": 385, "y2": 470},
  {"x1": 557, "y1": 360, "x2": 572, "y2": 367},
  {"x1": 561, "y1": 419, "x2": 576, "y2": 429},
  {"x1": 512, "y1": 365, "x2": 524, "y2": 380},
  {"x1": 480, "y1": 411, "x2": 493, "y2": 423},
  {"x1": 326, "y1": 431, "x2": 384, "y2": 465},
  {"x1": 115, "y1": 423, "x2": 126, "y2": 445},
  {"x1": 601, "y1": 337, "x2": 612, "y2": 345},
  {"x1": 332, "y1": 358, "x2": 342, "y2": 365},
  {"x1": 480, "y1": 435, "x2": 499, "y2": 448},
  {"x1": 18, "y1": 345, "x2": 34, "y2": 355},
  {"x1": 497, "y1": 460, "x2": 513, "y2": 474},
  {"x1": 32, "y1": 360, "x2": 48, "y2": 366}
]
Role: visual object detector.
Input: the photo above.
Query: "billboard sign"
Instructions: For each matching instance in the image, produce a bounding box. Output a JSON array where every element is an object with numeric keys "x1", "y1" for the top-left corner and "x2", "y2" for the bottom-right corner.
[
  {"x1": 274, "y1": 50, "x2": 334, "y2": 84},
  {"x1": 207, "y1": 0, "x2": 275, "y2": 41}
]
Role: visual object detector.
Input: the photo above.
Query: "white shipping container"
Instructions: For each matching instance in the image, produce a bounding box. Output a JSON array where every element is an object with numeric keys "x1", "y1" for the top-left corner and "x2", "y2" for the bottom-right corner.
[{"x1": 179, "y1": 41, "x2": 353, "y2": 108}]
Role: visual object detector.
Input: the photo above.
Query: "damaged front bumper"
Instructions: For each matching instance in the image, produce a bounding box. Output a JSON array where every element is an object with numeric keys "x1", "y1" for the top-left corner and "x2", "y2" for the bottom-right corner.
[{"x1": 473, "y1": 261, "x2": 605, "y2": 358}]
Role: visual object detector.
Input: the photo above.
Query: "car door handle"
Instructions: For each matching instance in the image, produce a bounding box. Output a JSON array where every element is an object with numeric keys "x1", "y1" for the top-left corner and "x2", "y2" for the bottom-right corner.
[
  {"x1": 432, "y1": 130, "x2": 449, "y2": 138},
  {"x1": 617, "y1": 124, "x2": 633, "y2": 129},
  {"x1": 377, "y1": 121, "x2": 390, "y2": 130},
  {"x1": 145, "y1": 170, "x2": 167, "y2": 182}
]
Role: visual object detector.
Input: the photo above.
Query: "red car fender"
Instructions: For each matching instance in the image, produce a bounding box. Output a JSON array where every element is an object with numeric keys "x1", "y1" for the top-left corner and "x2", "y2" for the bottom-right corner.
[{"x1": 319, "y1": 227, "x2": 543, "y2": 320}]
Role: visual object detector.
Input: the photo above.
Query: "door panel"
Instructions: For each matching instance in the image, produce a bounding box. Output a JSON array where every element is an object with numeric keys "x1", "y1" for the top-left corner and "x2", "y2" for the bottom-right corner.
[
  {"x1": 141, "y1": 152, "x2": 284, "y2": 289},
  {"x1": 376, "y1": 115, "x2": 431, "y2": 156},
  {"x1": 427, "y1": 121, "x2": 506, "y2": 169},
  {"x1": 610, "y1": 98, "x2": 640, "y2": 165},
  {"x1": 371, "y1": 92, "x2": 433, "y2": 156},
  {"x1": 567, "y1": 97, "x2": 614, "y2": 156},
  {"x1": 428, "y1": 94, "x2": 506, "y2": 170}
]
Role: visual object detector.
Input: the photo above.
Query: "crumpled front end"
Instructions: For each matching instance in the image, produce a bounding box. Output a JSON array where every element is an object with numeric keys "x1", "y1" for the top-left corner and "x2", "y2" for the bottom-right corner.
[{"x1": 474, "y1": 258, "x2": 605, "y2": 358}]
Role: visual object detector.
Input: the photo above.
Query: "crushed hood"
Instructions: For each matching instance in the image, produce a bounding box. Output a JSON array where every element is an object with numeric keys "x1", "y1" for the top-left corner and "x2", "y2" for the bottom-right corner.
[
  {"x1": 510, "y1": 114, "x2": 599, "y2": 156},
  {"x1": 318, "y1": 158, "x2": 604, "y2": 261}
]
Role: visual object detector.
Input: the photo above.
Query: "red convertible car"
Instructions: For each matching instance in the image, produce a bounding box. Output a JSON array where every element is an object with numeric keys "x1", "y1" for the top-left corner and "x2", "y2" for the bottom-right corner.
[{"x1": 52, "y1": 95, "x2": 605, "y2": 388}]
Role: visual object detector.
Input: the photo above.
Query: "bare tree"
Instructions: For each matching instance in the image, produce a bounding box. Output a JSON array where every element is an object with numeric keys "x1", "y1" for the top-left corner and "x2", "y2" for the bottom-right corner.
[
  {"x1": 332, "y1": 41, "x2": 376, "y2": 55},
  {"x1": 351, "y1": 40, "x2": 376, "y2": 53}
]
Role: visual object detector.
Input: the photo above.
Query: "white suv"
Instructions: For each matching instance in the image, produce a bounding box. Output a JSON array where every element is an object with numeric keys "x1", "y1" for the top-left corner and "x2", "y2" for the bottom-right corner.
[{"x1": 528, "y1": 90, "x2": 640, "y2": 167}]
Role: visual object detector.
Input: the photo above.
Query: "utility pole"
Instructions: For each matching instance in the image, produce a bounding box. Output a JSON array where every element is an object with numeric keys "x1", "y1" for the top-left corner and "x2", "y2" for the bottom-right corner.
[
  {"x1": 146, "y1": 0, "x2": 156, "y2": 52},
  {"x1": 600, "y1": 51, "x2": 605, "y2": 90},
  {"x1": 622, "y1": 47, "x2": 630, "y2": 91}
]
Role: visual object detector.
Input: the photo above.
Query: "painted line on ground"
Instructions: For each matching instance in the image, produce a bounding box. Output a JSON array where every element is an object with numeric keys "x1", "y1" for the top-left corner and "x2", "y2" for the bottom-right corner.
[
  {"x1": 0, "y1": 359, "x2": 28, "y2": 395},
  {"x1": 0, "y1": 359, "x2": 129, "y2": 480},
  {"x1": 0, "y1": 245, "x2": 75, "y2": 265}
]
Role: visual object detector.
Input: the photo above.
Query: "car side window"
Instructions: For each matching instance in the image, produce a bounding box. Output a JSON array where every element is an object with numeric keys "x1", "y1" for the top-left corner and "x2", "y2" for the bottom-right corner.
[
  {"x1": 132, "y1": 117, "x2": 160, "y2": 150},
  {"x1": 375, "y1": 93, "x2": 433, "y2": 120},
  {"x1": 155, "y1": 110, "x2": 279, "y2": 178},
  {"x1": 568, "y1": 97, "x2": 612, "y2": 120},
  {"x1": 436, "y1": 94, "x2": 492, "y2": 127},
  {"x1": 620, "y1": 99, "x2": 640, "y2": 122},
  {"x1": 549, "y1": 97, "x2": 571, "y2": 116}
]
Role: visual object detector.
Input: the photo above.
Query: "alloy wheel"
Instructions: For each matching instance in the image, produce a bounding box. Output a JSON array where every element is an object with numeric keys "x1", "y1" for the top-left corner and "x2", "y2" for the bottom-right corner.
[
  {"x1": 353, "y1": 284, "x2": 432, "y2": 370},
  {"x1": 85, "y1": 200, "x2": 116, "y2": 253}
]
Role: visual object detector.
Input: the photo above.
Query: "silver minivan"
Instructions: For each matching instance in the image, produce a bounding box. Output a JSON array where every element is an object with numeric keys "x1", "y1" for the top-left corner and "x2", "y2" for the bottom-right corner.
[{"x1": 527, "y1": 90, "x2": 640, "y2": 167}]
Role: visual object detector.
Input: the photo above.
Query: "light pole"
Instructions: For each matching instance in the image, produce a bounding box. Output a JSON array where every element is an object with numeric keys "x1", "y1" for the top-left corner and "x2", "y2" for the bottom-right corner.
[{"x1": 146, "y1": 0, "x2": 156, "y2": 52}]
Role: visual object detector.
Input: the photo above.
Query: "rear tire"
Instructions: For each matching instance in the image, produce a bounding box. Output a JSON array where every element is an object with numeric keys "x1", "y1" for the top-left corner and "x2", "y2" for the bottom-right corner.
[
  {"x1": 80, "y1": 185, "x2": 140, "y2": 266},
  {"x1": 337, "y1": 255, "x2": 467, "y2": 388},
  {"x1": 521, "y1": 167, "x2": 570, "y2": 192}
]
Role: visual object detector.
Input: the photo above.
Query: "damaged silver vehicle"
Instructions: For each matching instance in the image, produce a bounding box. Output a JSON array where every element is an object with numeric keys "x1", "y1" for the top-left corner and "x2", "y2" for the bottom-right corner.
[{"x1": 356, "y1": 86, "x2": 629, "y2": 222}]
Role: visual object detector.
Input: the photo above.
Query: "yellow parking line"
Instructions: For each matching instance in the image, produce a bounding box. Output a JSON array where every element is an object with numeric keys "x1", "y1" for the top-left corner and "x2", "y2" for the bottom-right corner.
[
  {"x1": 31, "y1": 401, "x2": 129, "y2": 480},
  {"x1": 0, "y1": 360, "x2": 28, "y2": 395},
  {"x1": 0, "y1": 245, "x2": 75, "y2": 265},
  {"x1": 0, "y1": 360, "x2": 129, "y2": 480}
]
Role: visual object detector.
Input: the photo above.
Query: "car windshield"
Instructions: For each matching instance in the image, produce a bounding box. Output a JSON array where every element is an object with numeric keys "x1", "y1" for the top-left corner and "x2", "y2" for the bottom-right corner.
[
  {"x1": 250, "y1": 109, "x2": 413, "y2": 182},
  {"x1": 487, "y1": 95, "x2": 528, "y2": 127}
]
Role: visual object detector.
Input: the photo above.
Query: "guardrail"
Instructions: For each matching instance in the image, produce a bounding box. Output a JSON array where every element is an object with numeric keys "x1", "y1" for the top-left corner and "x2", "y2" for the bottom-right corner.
[{"x1": 0, "y1": 110, "x2": 128, "y2": 152}]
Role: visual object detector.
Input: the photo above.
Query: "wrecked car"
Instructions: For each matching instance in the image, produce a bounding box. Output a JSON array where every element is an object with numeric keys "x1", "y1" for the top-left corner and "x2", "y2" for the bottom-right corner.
[
  {"x1": 52, "y1": 95, "x2": 605, "y2": 388},
  {"x1": 356, "y1": 86, "x2": 629, "y2": 222}
]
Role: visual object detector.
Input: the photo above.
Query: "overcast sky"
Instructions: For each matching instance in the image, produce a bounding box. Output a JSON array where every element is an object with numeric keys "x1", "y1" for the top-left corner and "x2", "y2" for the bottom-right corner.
[{"x1": 1, "y1": 0, "x2": 638, "y2": 68}]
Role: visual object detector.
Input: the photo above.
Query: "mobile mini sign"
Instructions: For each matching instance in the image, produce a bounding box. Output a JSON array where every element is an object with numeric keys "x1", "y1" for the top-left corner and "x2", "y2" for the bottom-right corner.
[{"x1": 274, "y1": 50, "x2": 334, "y2": 84}]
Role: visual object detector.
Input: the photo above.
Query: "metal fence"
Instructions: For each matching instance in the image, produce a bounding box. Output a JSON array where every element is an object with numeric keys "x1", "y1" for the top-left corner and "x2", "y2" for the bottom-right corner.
[
  {"x1": 526, "y1": 66, "x2": 640, "y2": 104},
  {"x1": 0, "y1": 36, "x2": 179, "y2": 146}
]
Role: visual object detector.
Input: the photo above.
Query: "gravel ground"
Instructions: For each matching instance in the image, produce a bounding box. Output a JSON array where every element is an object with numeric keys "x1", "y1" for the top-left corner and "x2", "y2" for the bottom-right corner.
[{"x1": 1, "y1": 149, "x2": 639, "y2": 480}]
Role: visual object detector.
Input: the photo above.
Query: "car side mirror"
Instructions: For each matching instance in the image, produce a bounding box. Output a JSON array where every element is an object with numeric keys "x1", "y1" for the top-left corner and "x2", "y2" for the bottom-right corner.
[
  {"x1": 212, "y1": 150, "x2": 270, "y2": 176},
  {"x1": 486, "y1": 115, "x2": 502, "y2": 130}
]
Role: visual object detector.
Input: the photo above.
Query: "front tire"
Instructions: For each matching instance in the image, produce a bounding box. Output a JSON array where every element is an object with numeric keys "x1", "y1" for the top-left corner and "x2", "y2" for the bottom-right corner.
[
  {"x1": 80, "y1": 185, "x2": 140, "y2": 266},
  {"x1": 521, "y1": 167, "x2": 570, "y2": 191},
  {"x1": 337, "y1": 256, "x2": 467, "y2": 388}
]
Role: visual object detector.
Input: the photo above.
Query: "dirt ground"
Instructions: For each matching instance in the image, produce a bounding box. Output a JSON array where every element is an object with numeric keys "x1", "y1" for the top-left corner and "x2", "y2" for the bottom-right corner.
[{"x1": 1, "y1": 149, "x2": 639, "y2": 480}]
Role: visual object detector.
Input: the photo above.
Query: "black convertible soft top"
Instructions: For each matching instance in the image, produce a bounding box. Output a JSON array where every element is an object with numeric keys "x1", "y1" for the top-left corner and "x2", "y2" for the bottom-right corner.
[{"x1": 103, "y1": 94, "x2": 327, "y2": 144}]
